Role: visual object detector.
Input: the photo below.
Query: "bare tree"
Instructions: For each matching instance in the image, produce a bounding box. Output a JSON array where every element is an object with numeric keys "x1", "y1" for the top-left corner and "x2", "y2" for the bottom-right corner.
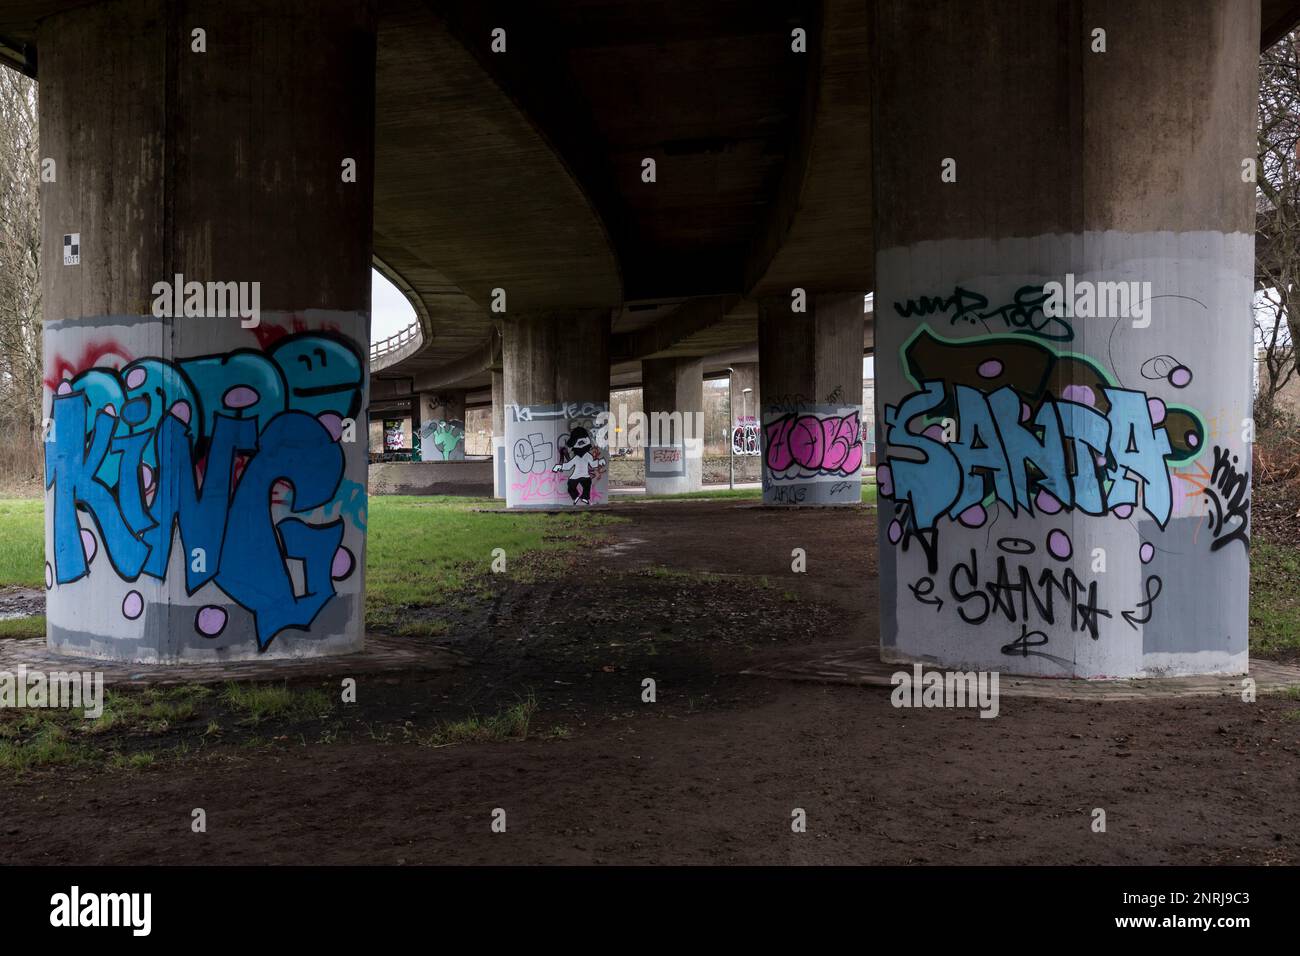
[
  {"x1": 0, "y1": 66, "x2": 41, "y2": 486},
  {"x1": 1257, "y1": 29, "x2": 1300, "y2": 417}
]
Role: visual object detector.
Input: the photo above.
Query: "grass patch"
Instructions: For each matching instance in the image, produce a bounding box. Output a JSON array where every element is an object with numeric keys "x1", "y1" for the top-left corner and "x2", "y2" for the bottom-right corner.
[
  {"x1": 422, "y1": 694, "x2": 537, "y2": 747},
  {"x1": 0, "y1": 615, "x2": 44, "y2": 639},
  {"x1": 364, "y1": 496, "x2": 619, "y2": 628},
  {"x1": 0, "y1": 496, "x2": 619, "y2": 631},
  {"x1": 220, "y1": 682, "x2": 333, "y2": 724},
  {"x1": 0, "y1": 499, "x2": 43, "y2": 589},
  {"x1": 0, "y1": 722, "x2": 89, "y2": 772},
  {"x1": 1250, "y1": 540, "x2": 1300, "y2": 657}
]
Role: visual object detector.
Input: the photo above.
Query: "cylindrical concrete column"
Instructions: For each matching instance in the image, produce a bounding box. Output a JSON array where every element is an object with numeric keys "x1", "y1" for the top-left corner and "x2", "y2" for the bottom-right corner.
[
  {"x1": 502, "y1": 311, "x2": 611, "y2": 508},
  {"x1": 872, "y1": 0, "x2": 1256, "y2": 678},
  {"x1": 491, "y1": 369, "x2": 506, "y2": 498},
  {"x1": 39, "y1": 0, "x2": 376, "y2": 662},
  {"x1": 757, "y1": 292, "x2": 865, "y2": 505},
  {"x1": 641, "y1": 357, "x2": 704, "y2": 495},
  {"x1": 415, "y1": 390, "x2": 466, "y2": 461}
]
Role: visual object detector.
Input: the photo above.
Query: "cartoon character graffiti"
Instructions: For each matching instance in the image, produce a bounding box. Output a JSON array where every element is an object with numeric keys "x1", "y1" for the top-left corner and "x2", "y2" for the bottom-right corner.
[{"x1": 551, "y1": 425, "x2": 605, "y2": 505}]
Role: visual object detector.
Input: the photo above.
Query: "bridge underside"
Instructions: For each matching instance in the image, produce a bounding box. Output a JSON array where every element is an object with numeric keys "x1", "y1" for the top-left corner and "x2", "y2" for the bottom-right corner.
[{"x1": 10, "y1": 0, "x2": 1293, "y2": 674}]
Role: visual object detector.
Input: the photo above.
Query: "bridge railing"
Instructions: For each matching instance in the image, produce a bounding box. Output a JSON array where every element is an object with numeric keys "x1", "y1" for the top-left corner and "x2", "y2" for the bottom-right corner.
[{"x1": 370, "y1": 321, "x2": 422, "y2": 364}]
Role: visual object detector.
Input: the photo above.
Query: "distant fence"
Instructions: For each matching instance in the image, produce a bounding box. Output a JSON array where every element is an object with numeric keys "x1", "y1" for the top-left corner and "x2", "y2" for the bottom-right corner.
[{"x1": 370, "y1": 321, "x2": 421, "y2": 363}]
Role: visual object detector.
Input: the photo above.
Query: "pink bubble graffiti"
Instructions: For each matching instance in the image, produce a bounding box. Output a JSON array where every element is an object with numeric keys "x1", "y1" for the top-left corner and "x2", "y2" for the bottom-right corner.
[
  {"x1": 122, "y1": 590, "x2": 144, "y2": 620},
  {"x1": 196, "y1": 606, "x2": 227, "y2": 637},
  {"x1": 1046, "y1": 529, "x2": 1072, "y2": 560}
]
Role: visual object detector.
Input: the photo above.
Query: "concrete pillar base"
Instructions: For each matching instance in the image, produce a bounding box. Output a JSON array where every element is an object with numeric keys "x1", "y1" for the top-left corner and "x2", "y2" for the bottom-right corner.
[
  {"x1": 642, "y1": 357, "x2": 704, "y2": 495},
  {"x1": 502, "y1": 311, "x2": 611, "y2": 508},
  {"x1": 757, "y1": 293, "x2": 865, "y2": 506},
  {"x1": 38, "y1": 0, "x2": 375, "y2": 663}
]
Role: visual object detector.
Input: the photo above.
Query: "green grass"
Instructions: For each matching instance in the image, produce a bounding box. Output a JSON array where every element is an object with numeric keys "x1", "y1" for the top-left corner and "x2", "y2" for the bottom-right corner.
[
  {"x1": 0, "y1": 499, "x2": 42, "y2": 588},
  {"x1": 0, "y1": 496, "x2": 619, "y2": 631},
  {"x1": 0, "y1": 615, "x2": 44, "y2": 639},
  {"x1": 1250, "y1": 540, "x2": 1300, "y2": 657},
  {"x1": 421, "y1": 694, "x2": 537, "y2": 747},
  {"x1": 364, "y1": 496, "x2": 618, "y2": 627},
  {"x1": 220, "y1": 682, "x2": 333, "y2": 724}
]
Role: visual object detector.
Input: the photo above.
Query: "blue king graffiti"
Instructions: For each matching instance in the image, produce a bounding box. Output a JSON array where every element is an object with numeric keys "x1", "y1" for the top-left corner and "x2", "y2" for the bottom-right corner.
[{"x1": 44, "y1": 332, "x2": 364, "y2": 651}]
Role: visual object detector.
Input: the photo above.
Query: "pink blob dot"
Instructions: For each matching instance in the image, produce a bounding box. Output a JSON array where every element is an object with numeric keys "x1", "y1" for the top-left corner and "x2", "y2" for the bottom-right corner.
[
  {"x1": 923, "y1": 423, "x2": 945, "y2": 441},
  {"x1": 196, "y1": 606, "x2": 227, "y2": 637},
  {"x1": 1035, "y1": 490, "x2": 1063, "y2": 515},
  {"x1": 1186, "y1": 431, "x2": 1199, "y2": 448},
  {"x1": 1169, "y1": 366, "x2": 1192, "y2": 388},
  {"x1": 1147, "y1": 398, "x2": 1166, "y2": 425},
  {"x1": 887, "y1": 519, "x2": 903, "y2": 545},
  {"x1": 1061, "y1": 384, "x2": 1096, "y2": 406},
  {"x1": 223, "y1": 385, "x2": 260, "y2": 410},
  {"x1": 125, "y1": 367, "x2": 147, "y2": 389},
  {"x1": 957, "y1": 504, "x2": 987, "y2": 528},
  {"x1": 331, "y1": 546, "x2": 355, "y2": 580},
  {"x1": 1139, "y1": 542, "x2": 1155, "y2": 564},
  {"x1": 44, "y1": 562, "x2": 53, "y2": 590},
  {"x1": 56, "y1": 380, "x2": 72, "y2": 395},
  {"x1": 318, "y1": 412, "x2": 344, "y2": 442},
  {"x1": 141, "y1": 463, "x2": 154, "y2": 491},
  {"x1": 170, "y1": 400, "x2": 192, "y2": 424},
  {"x1": 104, "y1": 404, "x2": 117, "y2": 418},
  {"x1": 1047, "y1": 529, "x2": 1072, "y2": 560},
  {"x1": 877, "y1": 464, "x2": 893, "y2": 497},
  {"x1": 1112, "y1": 503, "x2": 1133, "y2": 519},
  {"x1": 977, "y1": 359, "x2": 1003, "y2": 379},
  {"x1": 122, "y1": 591, "x2": 143, "y2": 620},
  {"x1": 1020, "y1": 401, "x2": 1032, "y2": 423},
  {"x1": 80, "y1": 528, "x2": 97, "y2": 563}
]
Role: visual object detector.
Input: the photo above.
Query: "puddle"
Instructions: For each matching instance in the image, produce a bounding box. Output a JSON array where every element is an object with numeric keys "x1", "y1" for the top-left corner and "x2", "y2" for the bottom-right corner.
[{"x1": 0, "y1": 588, "x2": 44, "y2": 620}]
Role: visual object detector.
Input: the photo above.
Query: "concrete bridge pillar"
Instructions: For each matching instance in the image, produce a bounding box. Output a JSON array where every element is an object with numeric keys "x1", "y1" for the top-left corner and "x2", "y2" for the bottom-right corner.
[
  {"x1": 641, "y1": 357, "x2": 704, "y2": 495},
  {"x1": 415, "y1": 390, "x2": 466, "y2": 461},
  {"x1": 757, "y1": 293, "x2": 866, "y2": 505},
  {"x1": 38, "y1": 0, "x2": 376, "y2": 662},
  {"x1": 502, "y1": 311, "x2": 611, "y2": 508},
  {"x1": 491, "y1": 370, "x2": 506, "y2": 499},
  {"x1": 871, "y1": 0, "x2": 1257, "y2": 677},
  {"x1": 728, "y1": 363, "x2": 761, "y2": 459}
]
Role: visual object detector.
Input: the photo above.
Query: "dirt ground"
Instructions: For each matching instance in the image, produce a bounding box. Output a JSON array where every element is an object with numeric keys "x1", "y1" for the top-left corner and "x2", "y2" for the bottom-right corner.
[{"x1": 3, "y1": 500, "x2": 1299, "y2": 865}]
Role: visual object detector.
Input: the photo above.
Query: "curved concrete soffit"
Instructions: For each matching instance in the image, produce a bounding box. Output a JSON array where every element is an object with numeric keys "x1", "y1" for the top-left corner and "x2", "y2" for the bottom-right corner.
[{"x1": 376, "y1": 0, "x2": 622, "y2": 311}]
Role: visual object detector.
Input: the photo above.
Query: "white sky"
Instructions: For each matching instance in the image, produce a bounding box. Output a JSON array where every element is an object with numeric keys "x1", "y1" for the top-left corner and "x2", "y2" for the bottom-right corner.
[{"x1": 371, "y1": 268, "x2": 417, "y2": 344}]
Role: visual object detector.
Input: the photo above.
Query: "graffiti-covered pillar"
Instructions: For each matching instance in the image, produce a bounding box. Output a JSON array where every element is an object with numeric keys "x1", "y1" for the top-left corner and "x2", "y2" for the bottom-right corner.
[
  {"x1": 491, "y1": 370, "x2": 506, "y2": 499},
  {"x1": 871, "y1": 0, "x2": 1256, "y2": 677},
  {"x1": 415, "y1": 391, "x2": 466, "y2": 462},
  {"x1": 641, "y1": 357, "x2": 703, "y2": 495},
  {"x1": 502, "y1": 311, "x2": 611, "y2": 508},
  {"x1": 757, "y1": 293, "x2": 865, "y2": 505},
  {"x1": 39, "y1": 0, "x2": 376, "y2": 662}
]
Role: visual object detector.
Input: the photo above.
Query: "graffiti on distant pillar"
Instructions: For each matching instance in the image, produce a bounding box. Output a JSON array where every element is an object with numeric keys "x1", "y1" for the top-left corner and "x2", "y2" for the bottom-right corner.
[
  {"x1": 759, "y1": 402, "x2": 864, "y2": 506},
  {"x1": 504, "y1": 402, "x2": 609, "y2": 507},
  {"x1": 383, "y1": 418, "x2": 404, "y2": 451},
  {"x1": 731, "y1": 417, "x2": 760, "y2": 456},
  {"x1": 418, "y1": 419, "x2": 465, "y2": 461},
  {"x1": 43, "y1": 330, "x2": 365, "y2": 651}
]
